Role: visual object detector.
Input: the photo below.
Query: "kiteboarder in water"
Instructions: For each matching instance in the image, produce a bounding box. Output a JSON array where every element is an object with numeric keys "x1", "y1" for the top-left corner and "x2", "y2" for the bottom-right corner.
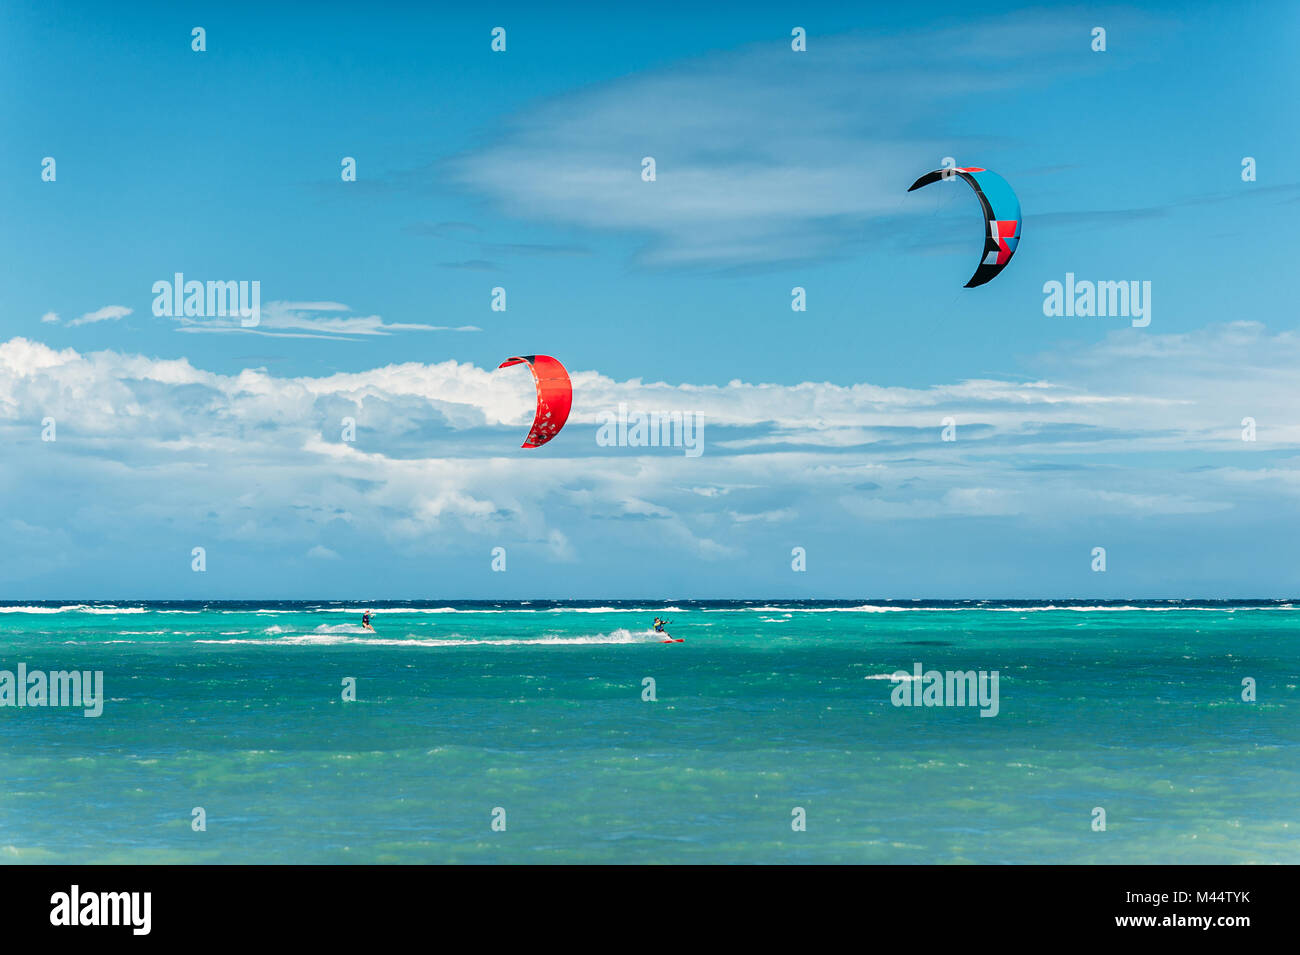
[
  {"x1": 653, "y1": 617, "x2": 670, "y2": 635},
  {"x1": 362, "y1": 611, "x2": 373, "y2": 631}
]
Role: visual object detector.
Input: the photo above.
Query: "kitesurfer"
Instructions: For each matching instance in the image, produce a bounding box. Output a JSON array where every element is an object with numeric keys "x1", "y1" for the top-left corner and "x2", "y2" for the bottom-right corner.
[{"x1": 362, "y1": 610, "x2": 374, "y2": 631}]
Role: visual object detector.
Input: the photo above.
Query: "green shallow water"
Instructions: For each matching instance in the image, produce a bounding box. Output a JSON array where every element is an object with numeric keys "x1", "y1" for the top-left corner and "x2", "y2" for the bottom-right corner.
[{"x1": 1, "y1": 601, "x2": 1296, "y2": 863}]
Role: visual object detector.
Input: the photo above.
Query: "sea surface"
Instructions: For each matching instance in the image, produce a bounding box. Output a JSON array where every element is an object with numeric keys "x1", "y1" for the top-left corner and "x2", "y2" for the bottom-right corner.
[{"x1": 1, "y1": 599, "x2": 1296, "y2": 864}]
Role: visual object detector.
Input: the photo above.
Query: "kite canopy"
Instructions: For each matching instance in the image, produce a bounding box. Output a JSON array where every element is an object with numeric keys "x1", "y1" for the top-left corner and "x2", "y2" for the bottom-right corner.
[
  {"x1": 908, "y1": 166, "x2": 1021, "y2": 287},
  {"x1": 497, "y1": 354, "x2": 572, "y2": 448}
]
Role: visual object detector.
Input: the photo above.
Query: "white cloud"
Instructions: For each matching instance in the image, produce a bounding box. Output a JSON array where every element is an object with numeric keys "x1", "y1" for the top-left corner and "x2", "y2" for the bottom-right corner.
[
  {"x1": 447, "y1": 12, "x2": 1143, "y2": 268},
  {"x1": 68, "y1": 305, "x2": 132, "y2": 327},
  {"x1": 1, "y1": 323, "x2": 1289, "y2": 453},
  {"x1": 170, "y1": 300, "x2": 479, "y2": 340},
  {"x1": 0, "y1": 321, "x2": 1290, "y2": 581},
  {"x1": 727, "y1": 509, "x2": 797, "y2": 524}
]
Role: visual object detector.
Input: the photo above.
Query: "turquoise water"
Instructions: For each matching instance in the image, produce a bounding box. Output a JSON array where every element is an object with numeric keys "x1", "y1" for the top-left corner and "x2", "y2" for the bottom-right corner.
[{"x1": 1, "y1": 600, "x2": 1296, "y2": 864}]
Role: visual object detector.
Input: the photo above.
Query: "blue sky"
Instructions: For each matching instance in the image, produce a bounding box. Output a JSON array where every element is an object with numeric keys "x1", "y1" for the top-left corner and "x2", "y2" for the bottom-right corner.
[{"x1": 2, "y1": 1, "x2": 1298, "y2": 598}]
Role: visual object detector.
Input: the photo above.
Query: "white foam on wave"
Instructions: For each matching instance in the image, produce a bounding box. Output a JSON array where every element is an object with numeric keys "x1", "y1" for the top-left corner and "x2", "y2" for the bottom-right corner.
[
  {"x1": 700, "y1": 604, "x2": 1286, "y2": 614},
  {"x1": 3, "y1": 603, "x2": 1292, "y2": 618},
  {"x1": 313, "y1": 607, "x2": 505, "y2": 614},
  {"x1": 196, "y1": 627, "x2": 667, "y2": 648},
  {"x1": 702, "y1": 605, "x2": 922, "y2": 613},
  {"x1": 0, "y1": 605, "x2": 148, "y2": 614},
  {"x1": 551, "y1": 606, "x2": 686, "y2": 614},
  {"x1": 311, "y1": 606, "x2": 684, "y2": 615},
  {"x1": 982, "y1": 605, "x2": 1247, "y2": 613},
  {"x1": 255, "y1": 623, "x2": 370, "y2": 637}
]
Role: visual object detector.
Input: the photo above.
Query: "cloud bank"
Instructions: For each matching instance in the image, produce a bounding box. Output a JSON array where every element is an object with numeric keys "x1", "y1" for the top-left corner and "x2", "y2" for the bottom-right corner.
[{"x1": 2, "y1": 321, "x2": 1295, "y2": 596}]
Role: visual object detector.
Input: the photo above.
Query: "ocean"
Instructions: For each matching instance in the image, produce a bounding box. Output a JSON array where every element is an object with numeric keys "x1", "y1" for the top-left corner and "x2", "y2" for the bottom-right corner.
[{"x1": 1, "y1": 600, "x2": 1295, "y2": 864}]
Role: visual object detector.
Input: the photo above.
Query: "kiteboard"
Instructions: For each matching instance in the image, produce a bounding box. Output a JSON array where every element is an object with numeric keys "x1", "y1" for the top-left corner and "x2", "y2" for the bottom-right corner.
[{"x1": 661, "y1": 637, "x2": 683, "y2": 643}]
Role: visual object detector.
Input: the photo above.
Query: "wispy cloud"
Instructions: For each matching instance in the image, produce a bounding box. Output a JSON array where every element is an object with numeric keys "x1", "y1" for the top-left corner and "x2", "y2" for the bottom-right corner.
[
  {"x1": 407, "y1": 220, "x2": 593, "y2": 273},
  {"x1": 170, "y1": 300, "x2": 480, "y2": 340},
  {"x1": 446, "y1": 12, "x2": 1141, "y2": 268},
  {"x1": 68, "y1": 305, "x2": 132, "y2": 327}
]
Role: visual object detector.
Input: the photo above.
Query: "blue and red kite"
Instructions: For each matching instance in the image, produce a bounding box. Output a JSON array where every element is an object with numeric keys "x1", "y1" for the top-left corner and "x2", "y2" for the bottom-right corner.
[{"x1": 908, "y1": 166, "x2": 1021, "y2": 287}]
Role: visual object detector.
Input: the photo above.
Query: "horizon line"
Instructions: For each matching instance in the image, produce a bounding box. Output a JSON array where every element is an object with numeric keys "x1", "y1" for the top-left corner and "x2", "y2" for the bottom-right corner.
[{"x1": 3, "y1": 597, "x2": 1295, "y2": 603}]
